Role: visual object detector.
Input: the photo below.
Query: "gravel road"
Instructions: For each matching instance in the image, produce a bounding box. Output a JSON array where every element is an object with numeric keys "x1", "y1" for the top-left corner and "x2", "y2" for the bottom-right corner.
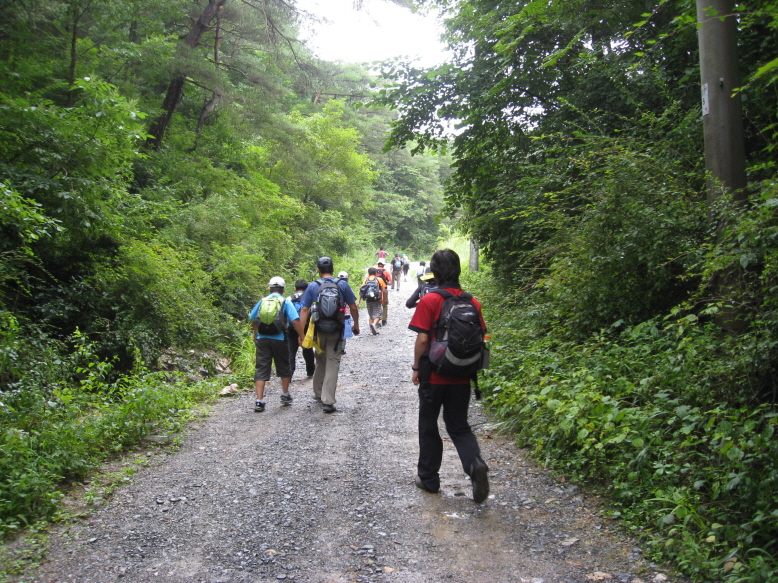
[{"x1": 30, "y1": 282, "x2": 682, "y2": 583}]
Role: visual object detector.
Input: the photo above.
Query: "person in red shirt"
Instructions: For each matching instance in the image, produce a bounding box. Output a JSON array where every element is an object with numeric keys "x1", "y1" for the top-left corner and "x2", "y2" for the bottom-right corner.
[{"x1": 408, "y1": 249, "x2": 489, "y2": 503}]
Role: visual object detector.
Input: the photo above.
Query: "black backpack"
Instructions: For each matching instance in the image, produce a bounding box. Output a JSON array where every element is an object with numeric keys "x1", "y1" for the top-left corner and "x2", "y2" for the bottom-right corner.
[
  {"x1": 286, "y1": 291, "x2": 304, "y2": 334},
  {"x1": 392, "y1": 257, "x2": 403, "y2": 270},
  {"x1": 359, "y1": 278, "x2": 382, "y2": 301},
  {"x1": 313, "y1": 278, "x2": 345, "y2": 334},
  {"x1": 427, "y1": 289, "x2": 485, "y2": 378}
]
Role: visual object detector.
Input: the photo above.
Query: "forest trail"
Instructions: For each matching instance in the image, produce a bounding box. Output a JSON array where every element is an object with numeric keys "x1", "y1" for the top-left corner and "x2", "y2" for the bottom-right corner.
[{"x1": 29, "y1": 284, "x2": 679, "y2": 583}]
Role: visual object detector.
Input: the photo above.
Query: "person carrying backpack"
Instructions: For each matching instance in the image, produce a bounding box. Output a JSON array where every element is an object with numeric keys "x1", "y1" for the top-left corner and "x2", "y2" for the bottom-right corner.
[
  {"x1": 375, "y1": 258, "x2": 392, "y2": 326},
  {"x1": 287, "y1": 279, "x2": 315, "y2": 378},
  {"x1": 408, "y1": 249, "x2": 490, "y2": 503},
  {"x1": 299, "y1": 257, "x2": 360, "y2": 413},
  {"x1": 338, "y1": 271, "x2": 353, "y2": 354},
  {"x1": 391, "y1": 253, "x2": 404, "y2": 291},
  {"x1": 402, "y1": 254, "x2": 410, "y2": 281},
  {"x1": 405, "y1": 270, "x2": 437, "y2": 309},
  {"x1": 360, "y1": 267, "x2": 386, "y2": 335},
  {"x1": 249, "y1": 276, "x2": 306, "y2": 412}
]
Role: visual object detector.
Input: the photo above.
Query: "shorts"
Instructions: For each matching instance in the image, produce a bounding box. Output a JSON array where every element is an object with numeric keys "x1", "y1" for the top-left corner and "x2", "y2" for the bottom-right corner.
[
  {"x1": 366, "y1": 299, "x2": 383, "y2": 319},
  {"x1": 254, "y1": 337, "x2": 292, "y2": 380}
]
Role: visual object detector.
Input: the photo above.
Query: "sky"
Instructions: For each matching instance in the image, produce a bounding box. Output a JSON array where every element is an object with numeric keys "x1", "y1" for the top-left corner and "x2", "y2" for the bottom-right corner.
[{"x1": 295, "y1": 0, "x2": 450, "y2": 68}]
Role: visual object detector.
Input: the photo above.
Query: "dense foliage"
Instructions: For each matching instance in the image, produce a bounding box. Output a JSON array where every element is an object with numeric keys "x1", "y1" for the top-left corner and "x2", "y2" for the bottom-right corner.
[
  {"x1": 0, "y1": 0, "x2": 449, "y2": 534},
  {"x1": 383, "y1": 0, "x2": 778, "y2": 581}
]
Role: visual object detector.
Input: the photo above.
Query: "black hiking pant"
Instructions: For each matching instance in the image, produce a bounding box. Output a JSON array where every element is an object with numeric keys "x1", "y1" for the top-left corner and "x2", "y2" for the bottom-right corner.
[
  {"x1": 287, "y1": 329, "x2": 315, "y2": 377},
  {"x1": 417, "y1": 381, "x2": 485, "y2": 491}
]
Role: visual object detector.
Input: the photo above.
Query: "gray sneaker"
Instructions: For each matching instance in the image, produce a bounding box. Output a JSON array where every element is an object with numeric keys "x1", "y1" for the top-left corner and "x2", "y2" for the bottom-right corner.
[
  {"x1": 254, "y1": 400, "x2": 265, "y2": 413},
  {"x1": 470, "y1": 458, "x2": 489, "y2": 503},
  {"x1": 322, "y1": 403, "x2": 336, "y2": 413},
  {"x1": 280, "y1": 393, "x2": 293, "y2": 405}
]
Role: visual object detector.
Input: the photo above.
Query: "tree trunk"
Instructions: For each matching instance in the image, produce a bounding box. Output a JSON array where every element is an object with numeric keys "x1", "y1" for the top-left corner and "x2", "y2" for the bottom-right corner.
[
  {"x1": 145, "y1": 0, "x2": 228, "y2": 149},
  {"x1": 696, "y1": 0, "x2": 748, "y2": 334}
]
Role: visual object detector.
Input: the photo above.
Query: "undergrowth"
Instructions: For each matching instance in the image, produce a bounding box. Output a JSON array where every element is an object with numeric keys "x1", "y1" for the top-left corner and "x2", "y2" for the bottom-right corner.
[
  {"x1": 0, "y1": 324, "x2": 221, "y2": 540},
  {"x1": 466, "y1": 265, "x2": 778, "y2": 583}
]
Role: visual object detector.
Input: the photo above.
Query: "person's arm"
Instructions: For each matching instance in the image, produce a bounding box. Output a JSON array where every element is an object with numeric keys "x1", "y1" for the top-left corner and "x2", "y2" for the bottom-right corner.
[
  {"x1": 348, "y1": 302, "x2": 360, "y2": 335},
  {"x1": 300, "y1": 306, "x2": 309, "y2": 327},
  {"x1": 406, "y1": 285, "x2": 421, "y2": 309},
  {"x1": 412, "y1": 332, "x2": 429, "y2": 385}
]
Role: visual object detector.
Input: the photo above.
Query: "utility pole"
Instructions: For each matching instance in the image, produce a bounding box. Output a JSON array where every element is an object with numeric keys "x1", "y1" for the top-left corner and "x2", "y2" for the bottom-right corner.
[
  {"x1": 696, "y1": 0, "x2": 747, "y2": 211},
  {"x1": 696, "y1": 0, "x2": 748, "y2": 333},
  {"x1": 469, "y1": 239, "x2": 479, "y2": 272}
]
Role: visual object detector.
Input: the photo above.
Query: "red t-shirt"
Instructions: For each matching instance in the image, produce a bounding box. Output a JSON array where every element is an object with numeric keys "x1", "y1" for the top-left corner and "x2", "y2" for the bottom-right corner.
[{"x1": 408, "y1": 286, "x2": 487, "y2": 384}]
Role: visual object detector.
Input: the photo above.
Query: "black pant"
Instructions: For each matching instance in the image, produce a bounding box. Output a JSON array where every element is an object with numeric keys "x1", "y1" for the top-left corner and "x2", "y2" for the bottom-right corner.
[
  {"x1": 417, "y1": 381, "x2": 484, "y2": 491},
  {"x1": 287, "y1": 330, "x2": 315, "y2": 377}
]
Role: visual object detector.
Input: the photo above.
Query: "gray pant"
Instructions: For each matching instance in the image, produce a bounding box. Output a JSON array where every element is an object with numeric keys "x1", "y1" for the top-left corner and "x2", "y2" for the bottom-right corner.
[
  {"x1": 392, "y1": 269, "x2": 402, "y2": 290},
  {"x1": 312, "y1": 331, "x2": 343, "y2": 405}
]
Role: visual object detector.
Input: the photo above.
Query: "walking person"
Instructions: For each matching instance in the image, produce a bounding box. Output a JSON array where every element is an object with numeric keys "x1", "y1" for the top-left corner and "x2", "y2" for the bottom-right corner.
[
  {"x1": 390, "y1": 253, "x2": 404, "y2": 291},
  {"x1": 415, "y1": 260, "x2": 429, "y2": 284},
  {"x1": 376, "y1": 246, "x2": 389, "y2": 261},
  {"x1": 402, "y1": 254, "x2": 410, "y2": 281},
  {"x1": 375, "y1": 258, "x2": 392, "y2": 326},
  {"x1": 338, "y1": 271, "x2": 353, "y2": 354},
  {"x1": 359, "y1": 267, "x2": 386, "y2": 335},
  {"x1": 287, "y1": 279, "x2": 315, "y2": 378},
  {"x1": 405, "y1": 271, "x2": 437, "y2": 309},
  {"x1": 408, "y1": 249, "x2": 490, "y2": 502},
  {"x1": 249, "y1": 277, "x2": 306, "y2": 412},
  {"x1": 299, "y1": 257, "x2": 360, "y2": 413}
]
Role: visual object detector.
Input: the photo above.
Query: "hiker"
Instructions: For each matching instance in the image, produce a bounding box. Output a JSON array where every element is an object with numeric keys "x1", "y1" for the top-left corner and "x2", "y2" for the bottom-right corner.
[
  {"x1": 375, "y1": 258, "x2": 392, "y2": 326},
  {"x1": 408, "y1": 249, "x2": 490, "y2": 503},
  {"x1": 390, "y1": 253, "x2": 404, "y2": 291},
  {"x1": 338, "y1": 271, "x2": 353, "y2": 354},
  {"x1": 402, "y1": 254, "x2": 410, "y2": 281},
  {"x1": 299, "y1": 257, "x2": 360, "y2": 413},
  {"x1": 359, "y1": 267, "x2": 386, "y2": 335},
  {"x1": 249, "y1": 276, "x2": 306, "y2": 413},
  {"x1": 287, "y1": 279, "x2": 315, "y2": 378},
  {"x1": 376, "y1": 246, "x2": 389, "y2": 261},
  {"x1": 416, "y1": 260, "x2": 428, "y2": 284},
  {"x1": 405, "y1": 271, "x2": 437, "y2": 309}
]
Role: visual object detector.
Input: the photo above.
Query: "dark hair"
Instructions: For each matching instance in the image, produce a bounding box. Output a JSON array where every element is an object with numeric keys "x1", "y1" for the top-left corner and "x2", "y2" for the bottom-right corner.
[
  {"x1": 295, "y1": 279, "x2": 309, "y2": 291},
  {"x1": 429, "y1": 249, "x2": 461, "y2": 285},
  {"x1": 368, "y1": 267, "x2": 377, "y2": 275},
  {"x1": 317, "y1": 256, "x2": 334, "y2": 272},
  {"x1": 419, "y1": 261, "x2": 426, "y2": 266}
]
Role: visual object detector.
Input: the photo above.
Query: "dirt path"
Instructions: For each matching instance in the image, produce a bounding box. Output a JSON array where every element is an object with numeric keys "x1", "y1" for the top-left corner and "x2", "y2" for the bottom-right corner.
[{"x1": 29, "y1": 282, "x2": 680, "y2": 583}]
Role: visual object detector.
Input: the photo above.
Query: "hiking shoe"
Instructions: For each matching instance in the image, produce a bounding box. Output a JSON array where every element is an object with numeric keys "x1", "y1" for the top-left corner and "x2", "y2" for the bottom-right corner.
[
  {"x1": 415, "y1": 475, "x2": 439, "y2": 494},
  {"x1": 280, "y1": 393, "x2": 293, "y2": 405},
  {"x1": 369, "y1": 323, "x2": 377, "y2": 335},
  {"x1": 322, "y1": 403, "x2": 336, "y2": 413},
  {"x1": 312, "y1": 395, "x2": 322, "y2": 402},
  {"x1": 381, "y1": 320, "x2": 387, "y2": 326},
  {"x1": 253, "y1": 400, "x2": 265, "y2": 413},
  {"x1": 470, "y1": 458, "x2": 489, "y2": 503}
]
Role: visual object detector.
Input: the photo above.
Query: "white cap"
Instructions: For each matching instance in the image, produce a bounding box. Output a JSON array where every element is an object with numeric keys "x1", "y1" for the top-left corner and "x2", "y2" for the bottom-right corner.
[
  {"x1": 337, "y1": 271, "x2": 348, "y2": 279},
  {"x1": 268, "y1": 276, "x2": 286, "y2": 288}
]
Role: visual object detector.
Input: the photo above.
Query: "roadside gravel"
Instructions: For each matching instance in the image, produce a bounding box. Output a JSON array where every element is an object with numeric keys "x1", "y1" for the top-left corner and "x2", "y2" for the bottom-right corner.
[{"x1": 29, "y1": 282, "x2": 684, "y2": 583}]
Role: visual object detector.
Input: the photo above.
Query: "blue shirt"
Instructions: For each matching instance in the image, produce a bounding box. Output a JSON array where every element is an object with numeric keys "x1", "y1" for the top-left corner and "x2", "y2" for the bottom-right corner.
[
  {"x1": 249, "y1": 293, "x2": 300, "y2": 340},
  {"x1": 300, "y1": 277, "x2": 357, "y2": 308}
]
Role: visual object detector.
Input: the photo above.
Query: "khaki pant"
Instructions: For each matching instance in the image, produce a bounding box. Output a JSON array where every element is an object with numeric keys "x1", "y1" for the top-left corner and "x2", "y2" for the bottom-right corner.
[{"x1": 312, "y1": 331, "x2": 343, "y2": 405}]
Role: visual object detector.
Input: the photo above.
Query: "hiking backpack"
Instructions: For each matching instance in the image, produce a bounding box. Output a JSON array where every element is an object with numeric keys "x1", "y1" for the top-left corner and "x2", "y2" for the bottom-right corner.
[
  {"x1": 255, "y1": 295, "x2": 286, "y2": 335},
  {"x1": 392, "y1": 257, "x2": 404, "y2": 270},
  {"x1": 427, "y1": 289, "x2": 485, "y2": 378},
  {"x1": 359, "y1": 278, "x2": 382, "y2": 301},
  {"x1": 313, "y1": 278, "x2": 346, "y2": 334},
  {"x1": 286, "y1": 291, "x2": 304, "y2": 333},
  {"x1": 418, "y1": 282, "x2": 437, "y2": 301}
]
